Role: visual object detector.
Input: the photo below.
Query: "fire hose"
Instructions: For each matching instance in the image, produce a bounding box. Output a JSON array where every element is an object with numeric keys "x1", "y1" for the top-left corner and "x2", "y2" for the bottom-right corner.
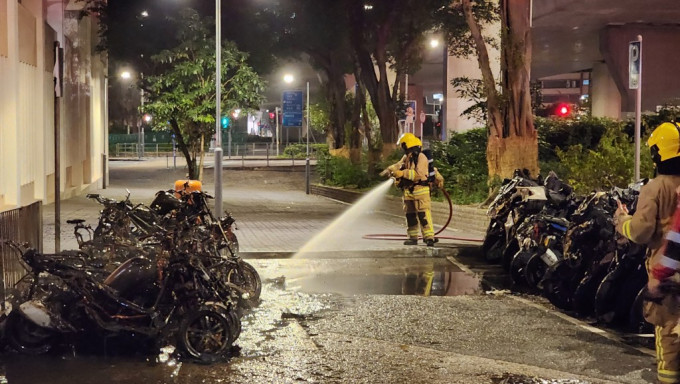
[{"x1": 362, "y1": 187, "x2": 484, "y2": 243}]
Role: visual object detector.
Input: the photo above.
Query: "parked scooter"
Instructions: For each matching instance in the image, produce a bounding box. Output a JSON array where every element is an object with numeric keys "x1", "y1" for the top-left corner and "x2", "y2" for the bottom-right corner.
[
  {"x1": 483, "y1": 169, "x2": 542, "y2": 263},
  {"x1": 1, "y1": 238, "x2": 241, "y2": 359}
]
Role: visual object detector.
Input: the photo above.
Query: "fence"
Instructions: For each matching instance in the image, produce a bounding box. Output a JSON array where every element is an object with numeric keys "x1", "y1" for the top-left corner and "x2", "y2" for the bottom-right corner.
[
  {"x1": 113, "y1": 142, "x2": 295, "y2": 158},
  {"x1": 0, "y1": 201, "x2": 42, "y2": 311}
]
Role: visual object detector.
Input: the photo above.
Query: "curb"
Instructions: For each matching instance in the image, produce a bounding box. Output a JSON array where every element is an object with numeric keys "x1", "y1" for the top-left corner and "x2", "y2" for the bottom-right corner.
[{"x1": 310, "y1": 184, "x2": 489, "y2": 235}]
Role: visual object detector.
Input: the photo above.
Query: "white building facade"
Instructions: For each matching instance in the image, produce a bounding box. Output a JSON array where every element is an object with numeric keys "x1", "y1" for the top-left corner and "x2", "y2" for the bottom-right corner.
[{"x1": 0, "y1": 0, "x2": 107, "y2": 212}]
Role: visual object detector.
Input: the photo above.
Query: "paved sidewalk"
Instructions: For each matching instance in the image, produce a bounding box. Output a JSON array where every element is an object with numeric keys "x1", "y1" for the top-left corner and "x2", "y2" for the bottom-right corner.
[{"x1": 42, "y1": 158, "x2": 482, "y2": 254}]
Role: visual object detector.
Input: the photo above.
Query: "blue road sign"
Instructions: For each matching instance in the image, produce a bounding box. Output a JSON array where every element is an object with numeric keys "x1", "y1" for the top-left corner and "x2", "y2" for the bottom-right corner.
[{"x1": 282, "y1": 90, "x2": 303, "y2": 127}]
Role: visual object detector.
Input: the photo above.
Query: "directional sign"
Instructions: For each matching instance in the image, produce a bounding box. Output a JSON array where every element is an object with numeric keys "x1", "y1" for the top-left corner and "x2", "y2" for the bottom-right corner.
[
  {"x1": 282, "y1": 90, "x2": 303, "y2": 127},
  {"x1": 629, "y1": 41, "x2": 641, "y2": 89}
]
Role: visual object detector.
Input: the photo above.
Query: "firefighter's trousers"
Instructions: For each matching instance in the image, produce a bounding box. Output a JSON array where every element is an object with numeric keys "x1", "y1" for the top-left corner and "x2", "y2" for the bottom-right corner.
[{"x1": 403, "y1": 185, "x2": 434, "y2": 241}]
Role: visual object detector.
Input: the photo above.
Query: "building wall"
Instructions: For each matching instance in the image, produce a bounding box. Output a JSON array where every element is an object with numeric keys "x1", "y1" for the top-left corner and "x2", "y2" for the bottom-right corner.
[{"x1": 0, "y1": 0, "x2": 107, "y2": 212}]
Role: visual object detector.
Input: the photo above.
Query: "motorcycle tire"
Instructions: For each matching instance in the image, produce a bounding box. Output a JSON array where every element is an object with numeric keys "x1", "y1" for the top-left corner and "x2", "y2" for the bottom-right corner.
[
  {"x1": 542, "y1": 262, "x2": 575, "y2": 311},
  {"x1": 501, "y1": 239, "x2": 519, "y2": 272},
  {"x1": 510, "y1": 250, "x2": 533, "y2": 286},
  {"x1": 482, "y1": 221, "x2": 505, "y2": 263},
  {"x1": 177, "y1": 304, "x2": 240, "y2": 361},
  {"x1": 227, "y1": 261, "x2": 262, "y2": 308},
  {"x1": 4, "y1": 311, "x2": 54, "y2": 355},
  {"x1": 571, "y1": 267, "x2": 609, "y2": 318},
  {"x1": 524, "y1": 252, "x2": 548, "y2": 290},
  {"x1": 612, "y1": 267, "x2": 647, "y2": 328},
  {"x1": 626, "y1": 286, "x2": 653, "y2": 335}
]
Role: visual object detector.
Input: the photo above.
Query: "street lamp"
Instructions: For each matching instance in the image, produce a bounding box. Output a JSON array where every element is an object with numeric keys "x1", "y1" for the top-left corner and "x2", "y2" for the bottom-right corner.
[
  {"x1": 428, "y1": 36, "x2": 447, "y2": 141},
  {"x1": 283, "y1": 74, "x2": 294, "y2": 84},
  {"x1": 120, "y1": 70, "x2": 144, "y2": 158}
]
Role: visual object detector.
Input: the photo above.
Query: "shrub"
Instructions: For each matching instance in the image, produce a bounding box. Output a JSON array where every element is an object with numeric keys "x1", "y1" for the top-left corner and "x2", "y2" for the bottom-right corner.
[
  {"x1": 556, "y1": 127, "x2": 655, "y2": 194},
  {"x1": 430, "y1": 128, "x2": 489, "y2": 204},
  {"x1": 282, "y1": 143, "x2": 329, "y2": 159},
  {"x1": 318, "y1": 155, "x2": 371, "y2": 188}
]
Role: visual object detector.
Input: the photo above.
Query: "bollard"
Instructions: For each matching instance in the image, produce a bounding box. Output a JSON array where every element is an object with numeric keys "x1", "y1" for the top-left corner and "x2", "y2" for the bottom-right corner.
[
  {"x1": 292, "y1": 154, "x2": 295, "y2": 167},
  {"x1": 266, "y1": 143, "x2": 270, "y2": 167},
  {"x1": 242, "y1": 152, "x2": 245, "y2": 169}
]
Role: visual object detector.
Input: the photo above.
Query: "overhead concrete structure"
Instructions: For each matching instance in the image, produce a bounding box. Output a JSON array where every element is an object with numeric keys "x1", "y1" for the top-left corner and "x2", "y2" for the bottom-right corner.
[{"x1": 532, "y1": 0, "x2": 680, "y2": 117}]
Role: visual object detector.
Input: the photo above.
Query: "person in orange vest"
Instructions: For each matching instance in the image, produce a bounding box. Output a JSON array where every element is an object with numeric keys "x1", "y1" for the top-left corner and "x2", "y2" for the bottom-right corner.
[
  {"x1": 614, "y1": 122, "x2": 680, "y2": 384},
  {"x1": 382, "y1": 133, "x2": 443, "y2": 246}
]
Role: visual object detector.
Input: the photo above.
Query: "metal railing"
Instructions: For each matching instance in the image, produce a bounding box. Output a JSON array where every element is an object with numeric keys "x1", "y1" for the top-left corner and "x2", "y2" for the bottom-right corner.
[{"x1": 0, "y1": 201, "x2": 42, "y2": 310}]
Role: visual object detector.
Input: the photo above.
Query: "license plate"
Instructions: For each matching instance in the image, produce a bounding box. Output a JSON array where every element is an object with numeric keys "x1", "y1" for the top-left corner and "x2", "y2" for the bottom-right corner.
[{"x1": 540, "y1": 249, "x2": 559, "y2": 266}]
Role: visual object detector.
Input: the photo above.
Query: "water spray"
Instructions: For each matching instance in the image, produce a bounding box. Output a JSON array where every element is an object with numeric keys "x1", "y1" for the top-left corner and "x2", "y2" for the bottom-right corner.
[{"x1": 362, "y1": 186, "x2": 484, "y2": 243}]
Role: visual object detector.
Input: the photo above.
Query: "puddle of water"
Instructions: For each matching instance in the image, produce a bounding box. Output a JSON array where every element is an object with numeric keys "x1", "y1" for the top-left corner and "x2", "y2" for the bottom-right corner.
[
  {"x1": 295, "y1": 179, "x2": 393, "y2": 256},
  {"x1": 290, "y1": 265, "x2": 481, "y2": 296},
  {"x1": 252, "y1": 258, "x2": 481, "y2": 297},
  {"x1": 492, "y1": 373, "x2": 592, "y2": 384}
]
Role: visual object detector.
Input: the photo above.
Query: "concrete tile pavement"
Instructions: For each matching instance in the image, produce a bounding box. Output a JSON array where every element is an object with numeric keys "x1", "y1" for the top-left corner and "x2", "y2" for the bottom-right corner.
[{"x1": 41, "y1": 157, "x2": 482, "y2": 255}]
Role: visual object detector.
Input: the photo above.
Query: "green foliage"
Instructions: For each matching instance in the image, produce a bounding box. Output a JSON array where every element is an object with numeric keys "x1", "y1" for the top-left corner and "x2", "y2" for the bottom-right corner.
[
  {"x1": 318, "y1": 156, "x2": 371, "y2": 189},
  {"x1": 142, "y1": 9, "x2": 265, "y2": 177},
  {"x1": 430, "y1": 128, "x2": 489, "y2": 204},
  {"x1": 555, "y1": 127, "x2": 655, "y2": 194},
  {"x1": 450, "y1": 77, "x2": 487, "y2": 122},
  {"x1": 536, "y1": 116, "x2": 613, "y2": 170},
  {"x1": 282, "y1": 144, "x2": 329, "y2": 160}
]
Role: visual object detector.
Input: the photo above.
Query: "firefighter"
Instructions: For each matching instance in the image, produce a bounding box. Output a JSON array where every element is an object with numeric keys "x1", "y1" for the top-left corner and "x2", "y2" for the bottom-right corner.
[
  {"x1": 382, "y1": 133, "x2": 441, "y2": 246},
  {"x1": 614, "y1": 122, "x2": 680, "y2": 384}
]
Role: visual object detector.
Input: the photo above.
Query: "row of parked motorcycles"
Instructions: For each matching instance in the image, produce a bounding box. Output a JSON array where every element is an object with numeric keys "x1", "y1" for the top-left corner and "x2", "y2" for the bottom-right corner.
[
  {"x1": 1, "y1": 184, "x2": 261, "y2": 361},
  {"x1": 482, "y1": 170, "x2": 651, "y2": 334}
]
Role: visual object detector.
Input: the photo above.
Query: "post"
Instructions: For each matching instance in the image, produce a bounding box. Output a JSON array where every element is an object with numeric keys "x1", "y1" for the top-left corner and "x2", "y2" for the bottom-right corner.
[
  {"x1": 305, "y1": 81, "x2": 310, "y2": 194},
  {"x1": 140, "y1": 82, "x2": 145, "y2": 158},
  {"x1": 266, "y1": 143, "x2": 270, "y2": 167},
  {"x1": 441, "y1": 41, "x2": 448, "y2": 141},
  {"x1": 228, "y1": 129, "x2": 232, "y2": 159},
  {"x1": 214, "y1": 0, "x2": 223, "y2": 219},
  {"x1": 634, "y1": 35, "x2": 642, "y2": 181},
  {"x1": 54, "y1": 42, "x2": 63, "y2": 253},
  {"x1": 172, "y1": 134, "x2": 177, "y2": 169},
  {"x1": 276, "y1": 107, "x2": 280, "y2": 156}
]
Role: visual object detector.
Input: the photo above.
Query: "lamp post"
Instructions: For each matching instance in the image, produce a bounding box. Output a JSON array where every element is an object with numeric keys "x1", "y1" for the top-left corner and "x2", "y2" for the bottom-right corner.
[
  {"x1": 214, "y1": 0, "x2": 223, "y2": 219},
  {"x1": 120, "y1": 70, "x2": 144, "y2": 158}
]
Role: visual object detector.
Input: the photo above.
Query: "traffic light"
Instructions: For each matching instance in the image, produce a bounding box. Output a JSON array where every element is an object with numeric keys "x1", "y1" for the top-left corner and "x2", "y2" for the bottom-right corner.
[
  {"x1": 555, "y1": 103, "x2": 571, "y2": 117},
  {"x1": 221, "y1": 116, "x2": 230, "y2": 129},
  {"x1": 269, "y1": 112, "x2": 275, "y2": 120}
]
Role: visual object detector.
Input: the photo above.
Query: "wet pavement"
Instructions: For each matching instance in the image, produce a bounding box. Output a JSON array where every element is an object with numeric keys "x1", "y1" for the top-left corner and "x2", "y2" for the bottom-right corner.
[{"x1": 3, "y1": 158, "x2": 658, "y2": 383}]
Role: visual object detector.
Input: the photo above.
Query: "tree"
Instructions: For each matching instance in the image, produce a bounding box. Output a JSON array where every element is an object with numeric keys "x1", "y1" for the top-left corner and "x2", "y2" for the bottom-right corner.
[
  {"x1": 260, "y1": 0, "x2": 353, "y2": 151},
  {"x1": 143, "y1": 10, "x2": 264, "y2": 180},
  {"x1": 444, "y1": 0, "x2": 538, "y2": 180},
  {"x1": 347, "y1": 0, "x2": 442, "y2": 153}
]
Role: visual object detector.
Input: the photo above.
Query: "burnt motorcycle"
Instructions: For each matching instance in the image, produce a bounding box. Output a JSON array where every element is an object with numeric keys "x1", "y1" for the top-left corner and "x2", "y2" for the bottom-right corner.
[{"x1": 1, "y1": 237, "x2": 241, "y2": 359}]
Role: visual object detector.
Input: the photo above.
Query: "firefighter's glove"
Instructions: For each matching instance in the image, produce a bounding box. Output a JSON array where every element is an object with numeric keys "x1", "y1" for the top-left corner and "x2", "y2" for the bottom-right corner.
[
  {"x1": 391, "y1": 169, "x2": 404, "y2": 178},
  {"x1": 379, "y1": 168, "x2": 391, "y2": 177},
  {"x1": 434, "y1": 168, "x2": 445, "y2": 189}
]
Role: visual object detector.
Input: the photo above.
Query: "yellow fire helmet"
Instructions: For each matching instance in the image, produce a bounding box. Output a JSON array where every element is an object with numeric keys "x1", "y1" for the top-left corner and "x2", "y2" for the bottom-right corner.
[
  {"x1": 648, "y1": 122, "x2": 680, "y2": 163},
  {"x1": 397, "y1": 132, "x2": 422, "y2": 150}
]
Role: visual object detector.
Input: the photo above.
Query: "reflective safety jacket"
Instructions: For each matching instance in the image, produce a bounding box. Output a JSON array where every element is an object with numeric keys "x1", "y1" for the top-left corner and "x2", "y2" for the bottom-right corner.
[
  {"x1": 616, "y1": 174, "x2": 680, "y2": 266},
  {"x1": 394, "y1": 152, "x2": 430, "y2": 198}
]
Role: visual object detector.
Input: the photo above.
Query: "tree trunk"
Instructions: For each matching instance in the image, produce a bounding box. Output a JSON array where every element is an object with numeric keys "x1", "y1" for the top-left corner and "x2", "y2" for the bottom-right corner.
[
  {"x1": 462, "y1": 0, "x2": 538, "y2": 180},
  {"x1": 170, "y1": 118, "x2": 197, "y2": 179},
  {"x1": 198, "y1": 134, "x2": 205, "y2": 181}
]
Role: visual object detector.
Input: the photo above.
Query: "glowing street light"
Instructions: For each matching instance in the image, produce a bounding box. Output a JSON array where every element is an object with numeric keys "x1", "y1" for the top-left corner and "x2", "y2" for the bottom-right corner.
[
  {"x1": 143, "y1": 114, "x2": 152, "y2": 123},
  {"x1": 283, "y1": 74, "x2": 295, "y2": 84},
  {"x1": 120, "y1": 71, "x2": 132, "y2": 80},
  {"x1": 140, "y1": 10, "x2": 149, "y2": 17},
  {"x1": 430, "y1": 39, "x2": 440, "y2": 49},
  {"x1": 232, "y1": 108, "x2": 241, "y2": 119}
]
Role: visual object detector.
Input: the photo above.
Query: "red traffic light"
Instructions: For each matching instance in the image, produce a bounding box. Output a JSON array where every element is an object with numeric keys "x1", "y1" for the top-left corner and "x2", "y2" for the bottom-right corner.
[
  {"x1": 555, "y1": 103, "x2": 570, "y2": 117},
  {"x1": 268, "y1": 112, "x2": 275, "y2": 119}
]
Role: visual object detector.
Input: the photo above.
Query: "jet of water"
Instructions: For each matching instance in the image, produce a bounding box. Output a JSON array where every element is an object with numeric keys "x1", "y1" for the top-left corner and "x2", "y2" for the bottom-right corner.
[{"x1": 294, "y1": 179, "x2": 395, "y2": 257}]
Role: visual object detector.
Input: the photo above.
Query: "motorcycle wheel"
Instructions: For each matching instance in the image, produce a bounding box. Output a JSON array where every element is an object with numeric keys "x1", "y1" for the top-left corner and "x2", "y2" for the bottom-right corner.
[
  {"x1": 572, "y1": 267, "x2": 609, "y2": 318},
  {"x1": 501, "y1": 239, "x2": 519, "y2": 272},
  {"x1": 177, "y1": 304, "x2": 240, "y2": 360},
  {"x1": 542, "y1": 262, "x2": 574, "y2": 310},
  {"x1": 627, "y1": 286, "x2": 653, "y2": 334},
  {"x1": 612, "y1": 268, "x2": 647, "y2": 328},
  {"x1": 510, "y1": 250, "x2": 533, "y2": 286},
  {"x1": 4, "y1": 311, "x2": 54, "y2": 355},
  {"x1": 227, "y1": 261, "x2": 262, "y2": 308},
  {"x1": 524, "y1": 252, "x2": 548, "y2": 290},
  {"x1": 594, "y1": 267, "x2": 624, "y2": 325},
  {"x1": 482, "y1": 221, "x2": 505, "y2": 263}
]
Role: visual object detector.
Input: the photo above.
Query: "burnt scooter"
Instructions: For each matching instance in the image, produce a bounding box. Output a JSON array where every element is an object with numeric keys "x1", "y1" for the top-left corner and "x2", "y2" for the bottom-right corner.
[
  {"x1": 72, "y1": 188, "x2": 261, "y2": 308},
  {"x1": 1, "y1": 237, "x2": 241, "y2": 359},
  {"x1": 483, "y1": 170, "x2": 542, "y2": 264}
]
